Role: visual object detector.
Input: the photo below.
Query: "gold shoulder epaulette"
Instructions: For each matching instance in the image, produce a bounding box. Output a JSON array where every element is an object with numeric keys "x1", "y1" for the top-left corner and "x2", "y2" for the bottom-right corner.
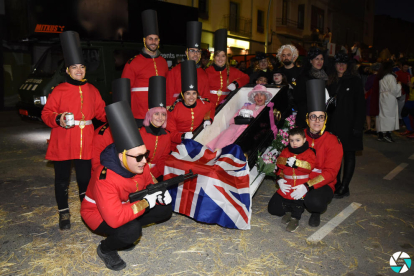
[
  {"x1": 168, "y1": 99, "x2": 181, "y2": 112},
  {"x1": 128, "y1": 55, "x2": 137, "y2": 64},
  {"x1": 99, "y1": 167, "x2": 107, "y2": 180},
  {"x1": 98, "y1": 124, "x2": 109, "y2": 135}
]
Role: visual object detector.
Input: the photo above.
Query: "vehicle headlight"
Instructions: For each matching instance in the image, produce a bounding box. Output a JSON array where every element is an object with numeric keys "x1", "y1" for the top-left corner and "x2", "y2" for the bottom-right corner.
[{"x1": 34, "y1": 95, "x2": 47, "y2": 105}]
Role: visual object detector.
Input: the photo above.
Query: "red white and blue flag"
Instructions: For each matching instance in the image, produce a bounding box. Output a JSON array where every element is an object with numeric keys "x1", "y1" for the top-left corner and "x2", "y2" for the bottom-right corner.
[{"x1": 164, "y1": 139, "x2": 251, "y2": 229}]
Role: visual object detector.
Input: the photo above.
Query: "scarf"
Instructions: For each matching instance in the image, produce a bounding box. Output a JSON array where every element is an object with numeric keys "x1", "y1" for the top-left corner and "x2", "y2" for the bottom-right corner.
[
  {"x1": 306, "y1": 127, "x2": 322, "y2": 139},
  {"x1": 213, "y1": 63, "x2": 226, "y2": 71},
  {"x1": 310, "y1": 67, "x2": 328, "y2": 81},
  {"x1": 288, "y1": 141, "x2": 310, "y2": 154},
  {"x1": 65, "y1": 74, "x2": 87, "y2": 86}
]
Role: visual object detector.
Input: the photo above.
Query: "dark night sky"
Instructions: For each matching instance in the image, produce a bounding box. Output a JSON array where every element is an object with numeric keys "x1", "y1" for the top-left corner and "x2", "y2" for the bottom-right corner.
[{"x1": 375, "y1": 0, "x2": 414, "y2": 23}]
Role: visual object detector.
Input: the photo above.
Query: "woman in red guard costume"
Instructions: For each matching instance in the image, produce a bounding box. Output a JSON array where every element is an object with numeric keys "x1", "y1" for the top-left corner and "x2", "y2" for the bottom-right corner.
[
  {"x1": 167, "y1": 60, "x2": 211, "y2": 151},
  {"x1": 205, "y1": 29, "x2": 249, "y2": 117},
  {"x1": 41, "y1": 31, "x2": 106, "y2": 230},
  {"x1": 140, "y1": 76, "x2": 171, "y2": 182},
  {"x1": 268, "y1": 79, "x2": 343, "y2": 227}
]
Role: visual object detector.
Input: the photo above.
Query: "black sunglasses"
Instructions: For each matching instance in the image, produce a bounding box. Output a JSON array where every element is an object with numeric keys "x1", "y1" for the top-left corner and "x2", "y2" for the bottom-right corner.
[{"x1": 126, "y1": 150, "x2": 150, "y2": 162}]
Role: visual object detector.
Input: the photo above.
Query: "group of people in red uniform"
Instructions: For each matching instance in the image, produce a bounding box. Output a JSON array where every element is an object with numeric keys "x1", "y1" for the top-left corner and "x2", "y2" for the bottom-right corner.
[
  {"x1": 41, "y1": 7, "x2": 344, "y2": 271},
  {"x1": 41, "y1": 9, "x2": 250, "y2": 271}
]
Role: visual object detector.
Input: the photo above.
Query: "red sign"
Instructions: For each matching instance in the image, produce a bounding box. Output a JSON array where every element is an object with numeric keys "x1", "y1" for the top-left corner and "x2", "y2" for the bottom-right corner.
[{"x1": 34, "y1": 24, "x2": 65, "y2": 33}]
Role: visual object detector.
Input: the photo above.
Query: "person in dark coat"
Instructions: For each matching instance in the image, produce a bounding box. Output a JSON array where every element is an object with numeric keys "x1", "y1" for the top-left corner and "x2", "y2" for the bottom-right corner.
[
  {"x1": 272, "y1": 69, "x2": 293, "y2": 128},
  {"x1": 293, "y1": 47, "x2": 329, "y2": 128},
  {"x1": 326, "y1": 52, "x2": 365, "y2": 199}
]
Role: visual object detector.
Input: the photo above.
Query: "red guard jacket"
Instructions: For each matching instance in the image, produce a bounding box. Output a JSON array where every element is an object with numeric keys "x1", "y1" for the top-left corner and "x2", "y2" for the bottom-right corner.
[
  {"x1": 91, "y1": 123, "x2": 113, "y2": 173},
  {"x1": 276, "y1": 147, "x2": 316, "y2": 200},
  {"x1": 166, "y1": 64, "x2": 210, "y2": 106},
  {"x1": 41, "y1": 82, "x2": 106, "y2": 161},
  {"x1": 305, "y1": 131, "x2": 343, "y2": 191},
  {"x1": 139, "y1": 126, "x2": 172, "y2": 178},
  {"x1": 121, "y1": 53, "x2": 168, "y2": 119},
  {"x1": 166, "y1": 99, "x2": 211, "y2": 151},
  {"x1": 205, "y1": 66, "x2": 249, "y2": 116},
  {"x1": 81, "y1": 164, "x2": 153, "y2": 230}
]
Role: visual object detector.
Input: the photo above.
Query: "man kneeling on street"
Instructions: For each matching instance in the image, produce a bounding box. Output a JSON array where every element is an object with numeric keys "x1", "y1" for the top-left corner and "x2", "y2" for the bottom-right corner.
[{"x1": 81, "y1": 101, "x2": 172, "y2": 271}]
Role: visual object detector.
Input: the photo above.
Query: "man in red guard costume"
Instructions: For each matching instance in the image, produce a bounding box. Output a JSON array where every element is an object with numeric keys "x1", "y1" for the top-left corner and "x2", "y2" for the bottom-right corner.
[
  {"x1": 121, "y1": 9, "x2": 168, "y2": 127},
  {"x1": 268, "y1": 79, "x2": 343, "y2": 227},
  {"x1": 166, "y1": 21, "x2": 209, "y2": 107},
  {"x1": 81, "y1": 101, "x2": 172, "y2": 271},
  {"x1": 205, "y1": 29, "x2": 249, "y2": 117},
  {"x1": 91, "y1": 78, "x2": 130, "y2": 173},
  {"x1": 167, "y1": 60, "x2": 211, "y2": 151}
]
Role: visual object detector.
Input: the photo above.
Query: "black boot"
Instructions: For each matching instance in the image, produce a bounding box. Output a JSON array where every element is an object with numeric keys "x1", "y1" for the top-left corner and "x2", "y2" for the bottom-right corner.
[
  {"x1": 309, "y1": 213, "x2": 320, "y2": 227},
  {"x1": 335, "y1": 151, "x2": 354, "y2": 199},
  {"x1": 334, "y1": 184, "x2": 350, "y2": 198},
  {"x1": 59, "y1": 211, "x2": 71, "y2": 230},
  {"x1": 97, "y1": 243, "x2": 126, "y2": 271}
]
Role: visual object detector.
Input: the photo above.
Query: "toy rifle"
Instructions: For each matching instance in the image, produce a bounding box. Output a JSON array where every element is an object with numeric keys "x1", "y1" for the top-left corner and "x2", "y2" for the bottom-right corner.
[{"x1": 129, "y1": 170, "x2": 197, "y2": 203}]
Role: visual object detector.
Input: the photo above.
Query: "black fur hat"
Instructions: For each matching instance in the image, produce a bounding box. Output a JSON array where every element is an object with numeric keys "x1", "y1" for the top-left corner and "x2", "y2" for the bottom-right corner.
[
  {"x1": 307, "y1": 47, "x2": 324, "y2": 60},
  {"x1": 334, "y1": 51, "x2": 349, "y2": 63}
]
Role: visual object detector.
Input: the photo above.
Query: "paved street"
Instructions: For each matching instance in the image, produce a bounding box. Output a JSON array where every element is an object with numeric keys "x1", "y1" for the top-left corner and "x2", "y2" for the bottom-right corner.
[{"x1": 0, "y1": 110, "x2": 413, "y2": 276}]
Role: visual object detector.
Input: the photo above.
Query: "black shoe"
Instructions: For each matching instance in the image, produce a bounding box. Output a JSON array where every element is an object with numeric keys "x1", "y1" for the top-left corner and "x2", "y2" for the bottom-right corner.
[
  {"x1": 334, "y1": 185, "x2": 350, "y2": 199},
  {"x1": 97, "y1": 244, "x2": 126, "y2": 271},
  {"x1": 59, "y1": 212, "x2": 71, "y2": 230},
  {"x1": 309, "y1": 213, "x2": 320, "y2": 227},
  {"x1": 377, "y1": 133, "x2": 384, "y2": 141}
]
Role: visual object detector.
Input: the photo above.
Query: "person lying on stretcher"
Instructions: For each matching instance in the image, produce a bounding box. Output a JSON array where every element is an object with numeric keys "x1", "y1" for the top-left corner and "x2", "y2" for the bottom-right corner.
[{"x1": 206, "y1": 85, "x2": 273, "y2": 150}]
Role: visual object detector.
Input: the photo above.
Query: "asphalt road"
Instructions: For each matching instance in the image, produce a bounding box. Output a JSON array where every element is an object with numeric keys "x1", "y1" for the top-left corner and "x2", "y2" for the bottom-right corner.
[{"x1": 0, "y1": 110, "x2": 413, "y2": 276}]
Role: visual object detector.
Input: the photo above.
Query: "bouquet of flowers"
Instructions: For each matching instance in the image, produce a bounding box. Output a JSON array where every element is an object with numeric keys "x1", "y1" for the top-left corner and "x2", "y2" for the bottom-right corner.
[{"x1": 254, "y1": 114, "x2": 296, "y2": 180}]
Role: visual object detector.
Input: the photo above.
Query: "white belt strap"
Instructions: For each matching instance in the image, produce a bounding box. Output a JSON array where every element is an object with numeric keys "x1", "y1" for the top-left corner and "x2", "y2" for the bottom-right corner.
[
  {"x1": 210, "y1": 90, "x2": 230, "y2": 96},
  {"x1": 173, "y1": 93, "x2": 180, "y2": 98},
  {"x1": 74, "y1": 120, "x2": 92, "y2": 126},
  {"x1": 84, "y1": 195, "x2": 96, "y2": 204},
  {"x1": 150, "y1": 163, "x2": 156, "y2": 169},
  {"x1": 312, "y1": 168, "x2": 322, "y2": 173},
  {"x1": 284, "y1": 174, "x2": 309, "y2": 180},
  {"x1": 131, "y1": 87, "x2": 148, "y2": 92}
]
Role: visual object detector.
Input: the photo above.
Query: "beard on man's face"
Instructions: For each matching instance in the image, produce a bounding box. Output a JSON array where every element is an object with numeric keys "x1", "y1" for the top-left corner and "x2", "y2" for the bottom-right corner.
[{"x1": 283, "y1": 60, "x2": 292, "y2": 66}]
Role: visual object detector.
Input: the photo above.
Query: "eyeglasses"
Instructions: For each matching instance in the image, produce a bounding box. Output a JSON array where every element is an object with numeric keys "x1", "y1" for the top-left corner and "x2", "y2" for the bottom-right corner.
[
  {"x1": 309, "y1": 114, "x2": 326, "y2": 122},
  {"x1": 188, "y1": 49, "x2": 202, "y2": 54},
  {"x1": 126, "y1": 150, "x2": 150, "y2": 162}
]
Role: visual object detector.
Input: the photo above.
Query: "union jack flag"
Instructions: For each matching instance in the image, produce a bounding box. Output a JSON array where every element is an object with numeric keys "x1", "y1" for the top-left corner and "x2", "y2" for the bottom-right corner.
[{"x1": 164, "y1": 139, "x2": 251, "y2": 230}]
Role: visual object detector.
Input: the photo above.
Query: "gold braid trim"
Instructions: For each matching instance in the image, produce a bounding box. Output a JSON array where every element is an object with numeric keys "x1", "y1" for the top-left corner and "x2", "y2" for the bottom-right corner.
[
  {"x1": 308, "y1": 175, "x2": 325, "y2": 187},
  {"x1": 276, "y1": 157, "x2": 287, "y2": 165},
  {"x1": 295, "y1": 159, "x2": 312, "y2": 170},
  {"x1": 131, "y1": 200, "x2": 149, "y2": 214}
]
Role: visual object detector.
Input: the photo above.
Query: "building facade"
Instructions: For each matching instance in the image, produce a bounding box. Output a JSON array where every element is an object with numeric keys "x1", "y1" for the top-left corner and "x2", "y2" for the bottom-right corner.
[{"x1": 152, "y1": 0, "x2": 374, "y2": 56}]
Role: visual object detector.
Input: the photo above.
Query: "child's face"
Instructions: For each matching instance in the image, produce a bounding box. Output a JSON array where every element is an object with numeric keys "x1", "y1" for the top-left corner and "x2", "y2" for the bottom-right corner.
[{"x1": 289, "y1": 134, "x2": 306, "y2": 148}]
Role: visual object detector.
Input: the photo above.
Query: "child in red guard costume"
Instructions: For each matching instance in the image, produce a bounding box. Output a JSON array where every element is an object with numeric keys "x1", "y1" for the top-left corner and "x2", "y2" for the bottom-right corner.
[{"x1": 276, "y1": 127, "x2": 316, "y2": 232}]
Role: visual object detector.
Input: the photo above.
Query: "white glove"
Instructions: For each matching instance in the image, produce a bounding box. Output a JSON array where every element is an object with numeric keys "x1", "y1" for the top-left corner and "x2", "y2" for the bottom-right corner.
[
  {"x1": 227, "y1": 83, "x2": 236, "y2": 91},
  {"x1": 238, "y1": 109, "x2": 254, "y2": 118},
  {"x1": 203, "y1": 120, "x2": 211, "y2": 128},
  {"x1": 291, "y1": 184, "x2": 308, "y2": 200},
  {"x1": 184, "y1": 132, "x2": 193, "y2": 139},
  {"x1": 286, "y1": 157, "x2": 296, "y2": 167},
  {"x1": 144, "y1": 191, "x2": 163, "y2": 209},
  {"x1": 157, "y1": 190, "x2": 172, "y2": 205},
  {"x1": 277, "y1": 178, "x2": 291, "y2": 195}
]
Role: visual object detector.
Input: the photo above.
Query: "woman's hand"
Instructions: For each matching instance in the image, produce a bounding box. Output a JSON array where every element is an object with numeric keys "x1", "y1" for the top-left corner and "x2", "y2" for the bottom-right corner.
[
  {"x1": 60, "y1": 112, "x2": 68, "y2": 128},
  {"x1": 203, "y1": 120, "x2": 211, "y2": 128}
]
